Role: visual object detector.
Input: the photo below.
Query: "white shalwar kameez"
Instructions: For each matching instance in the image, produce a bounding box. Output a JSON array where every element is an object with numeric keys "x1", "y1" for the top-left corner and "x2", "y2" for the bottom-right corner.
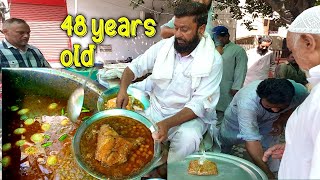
[
  {"x1": 278, "y1": 65, "x2": 320, "y2": 179},
  {"x1": 243, "y1": 48, "x2": 274, "y2": 86},
  {"x1": 128, "y1": 33, "x2": 223, "y2": 163}
]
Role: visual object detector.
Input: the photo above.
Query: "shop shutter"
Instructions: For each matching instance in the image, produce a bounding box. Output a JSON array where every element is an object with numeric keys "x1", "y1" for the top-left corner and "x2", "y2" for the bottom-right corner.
[{"x1": 1, "y1": 2, "x2": 70, "y2": 63}]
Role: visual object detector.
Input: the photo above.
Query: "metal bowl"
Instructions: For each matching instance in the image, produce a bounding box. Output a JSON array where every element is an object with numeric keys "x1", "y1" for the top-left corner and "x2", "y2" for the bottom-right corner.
[
  {"x1": 65, "y1": 67, "x2": 99, "y2": 81},
  {"x1": 97, "y1": 86, "x2": 150, "y2": 111},
  {"x1": 72, "y1": 109, "x2": 162, "y2": 180}
]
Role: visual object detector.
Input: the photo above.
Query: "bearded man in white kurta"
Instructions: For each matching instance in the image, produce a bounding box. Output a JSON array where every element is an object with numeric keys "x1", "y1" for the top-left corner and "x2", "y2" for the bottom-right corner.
[
  {"x1": 116, "y1": 2, "x2": 222, "y2": 163},
  {"x1": 262, "y1": 6, "x2": 320, "y2": 179},
  {"x1": 244, "y1": 36, "x2": 274, "y2": 86}
]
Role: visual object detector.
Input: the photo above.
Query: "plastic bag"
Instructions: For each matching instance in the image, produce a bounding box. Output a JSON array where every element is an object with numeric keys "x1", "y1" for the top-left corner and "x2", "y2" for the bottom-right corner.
[{"x1": 97, "y1": 68, "x2": 124, "y2": 88}]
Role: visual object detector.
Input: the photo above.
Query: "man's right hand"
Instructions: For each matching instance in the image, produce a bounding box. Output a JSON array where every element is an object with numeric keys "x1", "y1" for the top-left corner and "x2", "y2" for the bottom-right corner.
[
  {"x1": 262, "y1": 143, "x2": 285, "y2": 162},
  {"x1": 116, "y1": 67, "x2": 136, "y2": 109},
  {"x1": 116, "y1": 90, "x2": 129, "y2": 109},
  {"x1": 245, "y1": 141, "x2": 275, "y2": 179}
]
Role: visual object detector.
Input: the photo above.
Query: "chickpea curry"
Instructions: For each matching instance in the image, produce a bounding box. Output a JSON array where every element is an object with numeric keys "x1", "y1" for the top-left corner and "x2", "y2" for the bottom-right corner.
[{"x1": 80, "y1": 116, "x2": 154, "y2": 179}]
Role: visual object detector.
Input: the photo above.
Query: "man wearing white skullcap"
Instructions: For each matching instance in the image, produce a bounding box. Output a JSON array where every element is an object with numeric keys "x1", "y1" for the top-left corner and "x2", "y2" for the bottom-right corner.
[{"x1": 262, "y1": 5, "x2": 320, "y2": 179}]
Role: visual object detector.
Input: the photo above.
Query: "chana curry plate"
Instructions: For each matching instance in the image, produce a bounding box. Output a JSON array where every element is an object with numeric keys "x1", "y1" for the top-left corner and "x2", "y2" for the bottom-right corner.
[
  {"x1": 73, "y1": 109, "x2": 161, "y2": 180},
  {"x1": 79, "y1": 116, "x2": 154, "y2": 179}
]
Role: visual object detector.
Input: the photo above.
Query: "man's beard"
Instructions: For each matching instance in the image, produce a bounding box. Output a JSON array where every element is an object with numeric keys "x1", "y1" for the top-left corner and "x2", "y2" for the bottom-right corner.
[
  {"x1": 174, "y1": 33, "x2": 200, "y2": 54},
  {"x1": 257, "y1": 46, "x2": 268, "y2": 56}
]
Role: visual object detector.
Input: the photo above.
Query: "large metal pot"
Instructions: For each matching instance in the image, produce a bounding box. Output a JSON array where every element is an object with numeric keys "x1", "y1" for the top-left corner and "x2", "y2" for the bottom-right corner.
[
  {"x1": 2, "y1": 68, "x2": 106, "y2": 111},
  {"x1": 2, "y1": 68, "x2": 161, "y2": 179},
  {"x1": 2, "y1": 68, "x2": 110, "y2": 179}
]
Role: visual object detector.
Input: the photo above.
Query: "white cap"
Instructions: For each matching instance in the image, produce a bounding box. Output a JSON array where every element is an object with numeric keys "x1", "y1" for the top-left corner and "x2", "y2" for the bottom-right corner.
[{"x1": 288, "y1": 6, "x2": 320, "y2": 34}]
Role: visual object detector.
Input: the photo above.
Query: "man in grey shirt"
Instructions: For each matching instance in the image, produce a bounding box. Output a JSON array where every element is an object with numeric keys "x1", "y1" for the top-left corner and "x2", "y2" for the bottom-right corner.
[{"x1": 1, "y1": 18, "x2": 50, "y2": 68}]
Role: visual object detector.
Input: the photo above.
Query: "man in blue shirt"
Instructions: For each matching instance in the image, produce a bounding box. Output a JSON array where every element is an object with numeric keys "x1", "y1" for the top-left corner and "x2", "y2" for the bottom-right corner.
[{"x1": 218, "y1": 78, "x2": 308, "y2": 179}]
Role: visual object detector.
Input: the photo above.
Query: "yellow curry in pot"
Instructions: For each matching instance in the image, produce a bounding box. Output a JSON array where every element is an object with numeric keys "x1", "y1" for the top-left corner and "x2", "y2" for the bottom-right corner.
[{"x1": 2, "y1": 95, "x2": 95, "y2": 180}]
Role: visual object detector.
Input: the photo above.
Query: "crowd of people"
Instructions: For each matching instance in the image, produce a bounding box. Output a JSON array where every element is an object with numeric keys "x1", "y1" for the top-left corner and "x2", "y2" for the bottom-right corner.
[
  {"x1": 1, "y1": 1, "x2": 319, "y2": 180},
  {"x1": 117, "y1": 2, "x2": 320, "y2": 179}
]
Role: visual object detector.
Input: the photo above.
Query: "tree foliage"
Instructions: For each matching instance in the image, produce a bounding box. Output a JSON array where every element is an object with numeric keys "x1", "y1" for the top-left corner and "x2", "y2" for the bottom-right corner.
[
  {"x1": 215, "y1": 0, "x2": 319, "y2": 29},
  {"x1": 129, "y1": 0, "x2": 319, "y2": 29}
]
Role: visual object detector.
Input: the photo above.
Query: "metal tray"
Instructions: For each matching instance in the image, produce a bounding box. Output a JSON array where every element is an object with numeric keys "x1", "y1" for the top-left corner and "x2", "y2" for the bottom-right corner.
[{"x1": 168, "y1": 152, "x2": 268, "y2": 180}]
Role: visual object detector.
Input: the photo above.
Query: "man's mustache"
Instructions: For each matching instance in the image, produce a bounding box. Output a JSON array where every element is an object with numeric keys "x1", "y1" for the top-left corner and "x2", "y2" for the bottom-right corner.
[{"x1": 175, "y1": 38, "x2": 186, "y2": 43}]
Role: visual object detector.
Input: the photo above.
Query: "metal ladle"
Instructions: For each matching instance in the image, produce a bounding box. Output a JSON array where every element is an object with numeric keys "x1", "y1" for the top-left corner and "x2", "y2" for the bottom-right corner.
[{"x1": 67, "y1": 68, "x2": 94, "y2": 123}]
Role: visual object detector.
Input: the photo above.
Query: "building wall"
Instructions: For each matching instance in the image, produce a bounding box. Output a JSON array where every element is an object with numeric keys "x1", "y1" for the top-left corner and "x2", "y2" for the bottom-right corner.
[
  {"x1": 66, "y1": 0, "x2": 171, "y2": 63},
  {"x1": 213, "y1": 7, "x2": 237, "y2": 42}
]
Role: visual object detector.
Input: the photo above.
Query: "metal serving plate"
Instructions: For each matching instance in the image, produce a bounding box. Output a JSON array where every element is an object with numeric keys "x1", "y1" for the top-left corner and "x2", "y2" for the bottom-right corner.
[
  {"x1": 168, "y1": 152, "x2": 268, "y2": 180},
  {"x1": 97, "y1": 86, "x2": 150, "y2": 111},
  {"x1": 73, "y1": 109, "x2": 161, "y2": 180}
]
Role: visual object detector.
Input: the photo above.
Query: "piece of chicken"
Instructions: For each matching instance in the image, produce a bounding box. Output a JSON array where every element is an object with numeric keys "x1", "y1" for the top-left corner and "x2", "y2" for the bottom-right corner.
[{"x1": 95, "y1": 124, "x2": 144, "y2": 167}]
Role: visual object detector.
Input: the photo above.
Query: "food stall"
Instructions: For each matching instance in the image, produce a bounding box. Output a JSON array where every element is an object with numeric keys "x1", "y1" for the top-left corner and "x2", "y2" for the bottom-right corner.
[{"x1": 1, "y1": 68, "x2": 268, "y2": 180}]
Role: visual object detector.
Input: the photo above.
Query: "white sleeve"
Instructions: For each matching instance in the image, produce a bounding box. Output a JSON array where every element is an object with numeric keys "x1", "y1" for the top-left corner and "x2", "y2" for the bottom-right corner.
[
  {"x1": 127, "y1": 40, "x2": 166, "y2": 80},
  {"x1": 309, "y1": 132, "x2": 320, "y2": 179}
]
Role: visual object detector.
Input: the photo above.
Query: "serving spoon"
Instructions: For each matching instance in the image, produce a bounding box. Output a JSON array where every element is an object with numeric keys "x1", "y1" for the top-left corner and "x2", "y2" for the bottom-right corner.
[{"x1": 67, "y1": 68, "x2": 94, "y2": 123}]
